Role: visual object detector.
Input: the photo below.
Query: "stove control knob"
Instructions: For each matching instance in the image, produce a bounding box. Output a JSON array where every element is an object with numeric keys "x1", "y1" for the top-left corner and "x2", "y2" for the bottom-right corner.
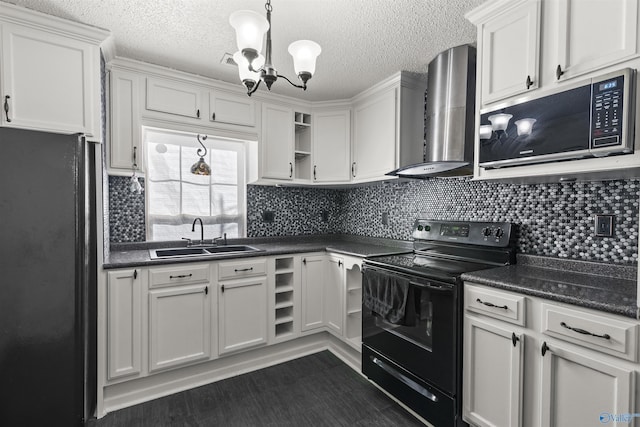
[
  {"x1": 495, "y1": 228, "x2": 504, "y2": 238},
  {"x1": 482, "y1": 227, "x2": 492, "y2": 237},
  {"x1": 417, "y1": 225, "x2": 424, "y2": 231}
]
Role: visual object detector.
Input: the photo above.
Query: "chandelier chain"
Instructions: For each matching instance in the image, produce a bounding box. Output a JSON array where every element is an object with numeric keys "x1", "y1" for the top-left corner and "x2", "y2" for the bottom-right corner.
[{"x1": 265, "y1": 0, "x2": 272, "y2": 13}]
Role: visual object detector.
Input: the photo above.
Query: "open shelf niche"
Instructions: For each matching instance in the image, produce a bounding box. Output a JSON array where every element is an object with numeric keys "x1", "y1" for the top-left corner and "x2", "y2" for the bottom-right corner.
[
  {"x1": 294, "y1": 112, "x2": 311, "y2": 181},
  {"x1": 273, "y1": 256, "x2": 295, "y2": 340}
]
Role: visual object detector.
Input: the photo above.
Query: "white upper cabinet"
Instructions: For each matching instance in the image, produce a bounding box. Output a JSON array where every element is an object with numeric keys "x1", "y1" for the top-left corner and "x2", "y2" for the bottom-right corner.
[
  {"x1": 0, "y1": 3, "x2": 107, "y2": 140},
  {"x1": 209, "y1": 92, "x2": 256, "y2": 127},
  {"x1": 312, "y1": 109, "x2": 351, "y2": 183},
  {"x1": 554, "y1": 0, "x2": 640, "y2": 81},
  {"x1": 146, "y1": 77, "x2": 203, "y2": 119},
  {"x1": 475, "y1": 0, "x2": 541, "y2": 104},
  {"x1": 109, "y1": 69, "x2": 141, "y2": 172},
  {"x1": 261, "y1": 103, "x2": 295, "y2": 180},
  {"x1": 352, "y1": 87, "x2": 397, "y2": 181}
]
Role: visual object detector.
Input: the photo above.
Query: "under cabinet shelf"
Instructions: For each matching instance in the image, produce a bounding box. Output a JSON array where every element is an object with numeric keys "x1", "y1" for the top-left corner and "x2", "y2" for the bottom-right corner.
[
  {"x1": 275, "y1": 316, "x2": 294, "y2": 326},
  {"x1": 274, "y1": 285, "x2": 294, "y2": 294},
  {"x1": 347, "y1": 308, "x2": 362, "y2": 316},
  {"x1": 275, "y1": 300, "x2": 294, "y2": 310}
]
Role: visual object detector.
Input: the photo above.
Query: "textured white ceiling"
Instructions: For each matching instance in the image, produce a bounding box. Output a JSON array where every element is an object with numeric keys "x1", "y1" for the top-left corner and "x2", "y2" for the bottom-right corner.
[{"x1": 3, "y1": 0, "x2": 484, "y2": 101}]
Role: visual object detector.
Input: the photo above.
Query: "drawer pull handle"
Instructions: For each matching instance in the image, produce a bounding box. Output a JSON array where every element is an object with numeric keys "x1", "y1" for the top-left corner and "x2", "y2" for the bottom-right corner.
[
  {"x1": 234, "y1": 267, "x2": 254, "y2": 272},
  {"x1": 512, "y1": 332, "x2": 519, "y2": 347},
  {"x1": 560, "y1": 321, "x2": 611, "y2": 340},
  {"x1": 476, "y1": 298, "x2": 508, "y2": 310},
  {"x1": 170, "y1": 273, "x2": 193, "y2": 279}
]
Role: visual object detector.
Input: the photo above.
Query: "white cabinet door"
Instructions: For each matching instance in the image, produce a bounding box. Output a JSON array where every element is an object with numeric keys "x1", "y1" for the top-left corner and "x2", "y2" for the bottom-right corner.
[
  {"x1": 218, "y1": 277, "x2": 268, "y2": 354},
  {"x1": 106, "y1": 269, "x2": 142, "y2": 380},
  {"x1": 261, "y1": 103, "x2": 294, "y2": 180},
  {"x1": 555, "y1": 0, "x2": 639, "y2": 81},
  {"x1": 300, "y1": 255, "x2": 326, "y2": 331},
  {"x1": 110, "y1": 69, "x2": 141, "y2": 172},
  {"x1": 146, "y1": 77, "x2": 203, "y2": 119},
  {"x1": 1, "y1": 22, "x2": 100, "y2": 137},
  {"x1": 312, "y1": 109, "x2": 351, "y2": 182},
  {"x1": 324, "y1": 255, "x2": 344, "y2": 335},
  {"x1": 352, "y1": 88, "x2": 397, "y2": 180},
  {"x1": 149, "y1": 284, "x2": 211, "y2": 372},
  {"x1": 540, "y1": 341, "x2": 635, "y2": 427},
  {"x1": 463, "y1": 316, "x2": 524, "y2": 427},
  {"x1": 480, "y1": 0, "x2": 540, "y2": 104},
  {"x1": 209, "y1": 92, "x2": 256, "y2": 127}
]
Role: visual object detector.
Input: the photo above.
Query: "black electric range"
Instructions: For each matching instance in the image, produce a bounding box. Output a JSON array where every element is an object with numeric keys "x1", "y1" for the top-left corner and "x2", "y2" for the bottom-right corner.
[{"x1": 362, "y1": 219, "x2": 516, "y2": 427}]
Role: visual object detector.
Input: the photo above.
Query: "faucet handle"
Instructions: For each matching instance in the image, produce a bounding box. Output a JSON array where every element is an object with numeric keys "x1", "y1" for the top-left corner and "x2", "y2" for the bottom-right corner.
[{"x1": 181, "y1": 237, "x2": 193, "y2": 247}]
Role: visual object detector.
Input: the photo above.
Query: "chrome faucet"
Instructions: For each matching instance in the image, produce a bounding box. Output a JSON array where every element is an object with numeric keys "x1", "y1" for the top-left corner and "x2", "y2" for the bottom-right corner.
[{"x1": 192, "y1": 218, "x2": 204, "y2": 243}]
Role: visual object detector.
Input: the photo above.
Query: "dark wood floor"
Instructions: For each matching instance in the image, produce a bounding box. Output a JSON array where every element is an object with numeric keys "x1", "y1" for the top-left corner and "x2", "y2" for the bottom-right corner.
[{"x1": 90, "y1": 351, "x2": 424, "y2": 426}]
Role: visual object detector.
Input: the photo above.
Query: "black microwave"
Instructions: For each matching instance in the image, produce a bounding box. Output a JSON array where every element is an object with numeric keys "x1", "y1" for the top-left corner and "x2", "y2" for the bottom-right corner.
[{"x1": 478, "y1": 68, "x2": 636, "y2": 169}]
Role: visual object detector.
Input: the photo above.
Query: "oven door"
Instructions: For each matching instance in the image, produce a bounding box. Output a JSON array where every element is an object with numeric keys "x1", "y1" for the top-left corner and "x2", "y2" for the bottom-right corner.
[{"x1": 362, "y1": 264, "x2": 458, "y2": 395}]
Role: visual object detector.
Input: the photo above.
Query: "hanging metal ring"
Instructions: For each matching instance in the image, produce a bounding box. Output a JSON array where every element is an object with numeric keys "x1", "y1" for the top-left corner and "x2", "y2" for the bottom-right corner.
[
  {"x1": 197, "y1": 134, "x2": 208, "y2": 157},
  {"x1": 265, "y1": 0, "x2": 272, "y2": 12}
]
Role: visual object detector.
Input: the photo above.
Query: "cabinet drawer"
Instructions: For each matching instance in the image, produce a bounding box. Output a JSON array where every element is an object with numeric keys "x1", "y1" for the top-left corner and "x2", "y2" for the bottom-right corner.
[
  {"x1": 218, "y1": 258, "x2": 267, "y2": 280},
  {"x1": 465, "y1": 284, "x2": 526, "y2": 326},
  {"x1": 149, "y1": 264, "x2": 210, "y2": 288},
  {"x1": 541, "y1": 303, "x2": 638, "y2": 362}
]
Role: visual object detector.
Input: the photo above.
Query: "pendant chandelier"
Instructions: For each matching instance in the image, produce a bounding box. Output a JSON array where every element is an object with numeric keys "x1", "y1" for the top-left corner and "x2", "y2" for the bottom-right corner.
[
  {"x1": 190, "y1": 134, "x2": 211, "y2": 176},
  {"x1": 229, "y1": 0, "x2": 321, "y2": 96}
]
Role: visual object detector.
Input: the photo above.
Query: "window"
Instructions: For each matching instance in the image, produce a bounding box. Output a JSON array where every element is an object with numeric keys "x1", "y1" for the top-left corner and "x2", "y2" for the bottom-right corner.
[{"x1": 145, "y1": 127, "x2": 247, "y2": 241}]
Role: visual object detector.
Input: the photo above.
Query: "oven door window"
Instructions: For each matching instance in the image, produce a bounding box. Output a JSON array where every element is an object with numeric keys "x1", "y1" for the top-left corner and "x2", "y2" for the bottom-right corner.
[{"x1": 374, "y1": 287, "x2": 433, "y2": 352}]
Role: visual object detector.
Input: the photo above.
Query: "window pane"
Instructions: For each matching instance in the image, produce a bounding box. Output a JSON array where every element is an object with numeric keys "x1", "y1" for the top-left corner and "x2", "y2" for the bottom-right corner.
[
  {"x1": 147, "y1": 143, "x2": 181, "y2": 181},
  {"x1": 148, "y1": 181, "x2": 181, "y2": 216},
  {"x1": 212, "y1": 184, "x2": 238, "y2": 216},
  {"x1": 182, "y1": 182, "x2": 211, "y2": 216},
  {"x1": 211, "y1": 149, "x2": 237, "y2": 184}
]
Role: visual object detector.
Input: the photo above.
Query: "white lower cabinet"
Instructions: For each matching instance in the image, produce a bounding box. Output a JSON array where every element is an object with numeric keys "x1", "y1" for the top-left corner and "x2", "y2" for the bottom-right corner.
[
  {"x1": 106, "y1": 268, "x2": 143, "y2": 380},
  {"x1": 300, "y1": 254, "x2": 327, "y2": 332},
  {"x1": 463, "y1": 283, "x2": 640, "y2": 427},
  {"x1": 463, "y1": 316, "x2": 524, "y2": 427},
  {"x1": 218, "y1": 275, "x2": 268, "y2": 355},
  {"x1": 325, "y1": 255, "x2": 345, "y2": 335},
  {"x1": 148, "y1": 283, "x2": 211, "y2": 372},
  {"x1": 540, "y1": 341, "x2": 634, "y2": 427}
]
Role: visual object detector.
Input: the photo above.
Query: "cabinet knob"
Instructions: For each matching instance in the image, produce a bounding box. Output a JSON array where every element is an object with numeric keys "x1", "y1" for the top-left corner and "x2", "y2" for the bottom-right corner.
[
  {"x1": 541, "y1": 341, "x2": 550, "y2": 357},
  {"x1": 303, "y1": 258, "x2": 307, "y2": 265},
  {"x1": 338, "y1": 260, "x2": 343, "y2": 267},
  {"x1": 526, "y1": 75, "x2": 534, "y2": 89},
  {"x1": 212, "y1": 112, "x2": 216, "y2": 121},
  {"x1": 511, "y1": 332, "x2": 519, "y2": 347},
  {"x1": 556, "y1": 65, "x2": 565, "y2": 80},
  {"x1": 313, "y1": 165, "x2": 317, "y2": 180},
  {"x1": 289, "y1": 162, "x2": 293, "y2": 178},
  {"x1": 133, "y1": 269, "x2": 138, "y2": 279},
  {"x1": 196, "y1": 109, "x2": 200, "y2": 118},
  {"x1": 4, "y1": 95, "x2": 11, "y2": 123},
  {"x1": 351, "y1": 162, "x2": 356, "y2": 178}
]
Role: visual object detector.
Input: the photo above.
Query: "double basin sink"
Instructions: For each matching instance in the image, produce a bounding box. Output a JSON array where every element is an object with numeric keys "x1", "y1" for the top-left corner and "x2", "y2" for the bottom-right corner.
[{"x1": 150, "y1": 245, "x2": 263, "y2": 260}]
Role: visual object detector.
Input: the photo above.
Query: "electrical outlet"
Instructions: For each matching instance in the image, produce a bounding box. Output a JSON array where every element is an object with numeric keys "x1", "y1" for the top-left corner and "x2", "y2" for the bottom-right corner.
[
  {"x1": 262, "y1": 211, "x2": 275, "y2": 222},
  {"x1": 382, "y1": 212, "x2": 389, "y2": 226},
  {"x1": 594, "y1": 214, "x2": 614, "y2": 237}
]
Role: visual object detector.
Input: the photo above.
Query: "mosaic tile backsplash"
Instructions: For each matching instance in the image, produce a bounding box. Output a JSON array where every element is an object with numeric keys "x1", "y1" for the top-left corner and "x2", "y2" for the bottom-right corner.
[{"x1": 108, "y1": 176, "x2": 639, "y2": 265}]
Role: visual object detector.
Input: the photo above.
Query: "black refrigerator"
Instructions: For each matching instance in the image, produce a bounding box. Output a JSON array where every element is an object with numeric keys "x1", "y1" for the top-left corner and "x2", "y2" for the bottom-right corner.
[{"x1": 0, "y1": 127, "x2": 97, "y2": 426}]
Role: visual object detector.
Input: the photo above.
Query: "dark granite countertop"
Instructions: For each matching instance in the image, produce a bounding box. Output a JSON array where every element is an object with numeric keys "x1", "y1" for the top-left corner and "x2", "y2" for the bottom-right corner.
[
  {"x1": 461, "y1": 254, "x2": 638, "y2": 319},
  {"x1": 104, "y1": 235, "x2": 413, "y2": 269}
]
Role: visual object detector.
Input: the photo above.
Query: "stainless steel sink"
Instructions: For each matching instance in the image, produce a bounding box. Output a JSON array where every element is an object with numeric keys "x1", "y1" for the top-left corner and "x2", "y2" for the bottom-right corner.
[{"x1": 150, "y1": 245, "x2": 263, "y2": 259}]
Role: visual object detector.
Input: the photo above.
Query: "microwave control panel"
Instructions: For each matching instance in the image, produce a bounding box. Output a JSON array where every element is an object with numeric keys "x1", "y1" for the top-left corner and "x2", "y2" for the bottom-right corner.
[{"x1": 591, "y1": 75, "x2": 625, "y2": 148}]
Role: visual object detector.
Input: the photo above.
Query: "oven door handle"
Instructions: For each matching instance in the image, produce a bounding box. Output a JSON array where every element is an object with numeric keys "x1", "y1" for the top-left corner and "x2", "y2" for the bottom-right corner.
[
  {"x1": 409, "y1": 281, "x2": 454, "y2": 293},
  {"x1": 371, "y1": 356, "x2": 438, "y2": 402}
]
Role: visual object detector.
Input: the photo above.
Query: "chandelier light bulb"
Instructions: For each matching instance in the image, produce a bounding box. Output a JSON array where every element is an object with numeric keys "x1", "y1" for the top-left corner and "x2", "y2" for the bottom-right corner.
[
  {"x1": 229, "y1": 10, "x2": 269, "y2": 59},
  {"x1": 233, "y1": 51, "x2": 265, "y2": 86},
  {"x1": 288, "y1": 40, "x2": 321, "y2": 82}
]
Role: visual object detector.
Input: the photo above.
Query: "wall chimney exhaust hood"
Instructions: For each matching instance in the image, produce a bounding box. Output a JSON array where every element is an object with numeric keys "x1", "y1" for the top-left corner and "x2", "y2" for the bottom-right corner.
[{"x1": 388, "y1": 44, "x2": 476, "y2": 178}]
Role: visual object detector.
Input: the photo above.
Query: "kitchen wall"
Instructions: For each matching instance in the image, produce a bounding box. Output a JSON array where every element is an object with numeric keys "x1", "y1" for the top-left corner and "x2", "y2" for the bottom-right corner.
[{"x1": 109, "y1": 176, "x2": 639, "y2": 265}]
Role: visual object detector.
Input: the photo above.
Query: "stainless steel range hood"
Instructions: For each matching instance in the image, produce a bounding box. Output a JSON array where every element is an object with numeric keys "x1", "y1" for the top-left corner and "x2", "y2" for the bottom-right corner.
[{"x1": 388, "y1": 44, "x2": 476, "y2": 178}]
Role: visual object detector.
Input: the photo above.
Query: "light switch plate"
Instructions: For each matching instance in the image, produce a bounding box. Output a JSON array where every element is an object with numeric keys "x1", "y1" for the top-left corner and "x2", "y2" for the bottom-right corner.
[{"x1": 594, "y1": 214, "x2": 614, "y2": 237}]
